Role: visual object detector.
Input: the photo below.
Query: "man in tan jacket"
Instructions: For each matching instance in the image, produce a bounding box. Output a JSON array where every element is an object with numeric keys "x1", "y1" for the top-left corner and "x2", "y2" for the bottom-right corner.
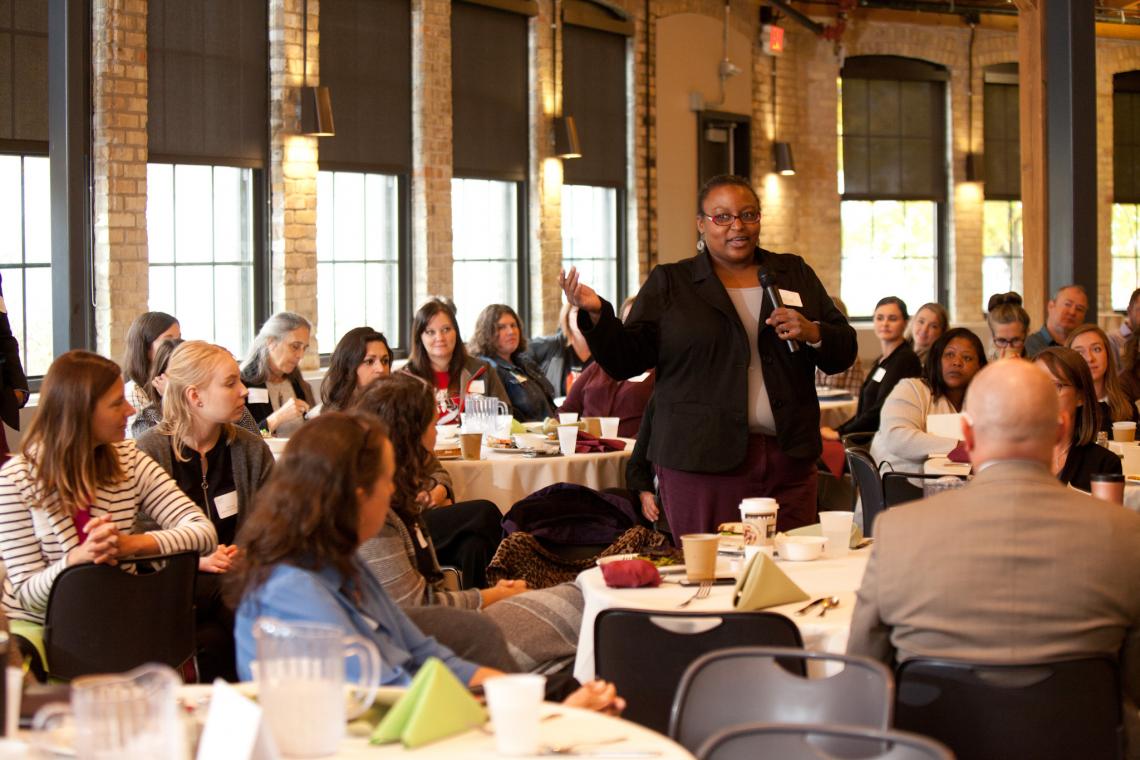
[{"x1": 849, "y1": 359, "x2": 1140, "y2": 715}]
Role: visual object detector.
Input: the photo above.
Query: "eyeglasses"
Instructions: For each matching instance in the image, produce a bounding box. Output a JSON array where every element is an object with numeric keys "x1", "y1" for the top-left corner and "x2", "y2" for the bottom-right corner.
[
  {"x1": 701, "y1": 210, "x2": 761, "y2": 226},
  {"x1": 993, "y1": 337, "x2": 1025, "y2": 348}
]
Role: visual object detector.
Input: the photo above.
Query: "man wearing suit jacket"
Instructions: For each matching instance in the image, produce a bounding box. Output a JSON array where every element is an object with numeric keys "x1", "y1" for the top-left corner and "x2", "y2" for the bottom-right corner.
[{"x1": 849, "y1": 359, "x2": 1140, "y2": 730}]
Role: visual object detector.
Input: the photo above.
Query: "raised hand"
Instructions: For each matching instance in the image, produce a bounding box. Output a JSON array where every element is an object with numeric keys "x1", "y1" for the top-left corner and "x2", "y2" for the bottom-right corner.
[{"x1": 558, "y1": 267, "x2": 603, "y2": 317}]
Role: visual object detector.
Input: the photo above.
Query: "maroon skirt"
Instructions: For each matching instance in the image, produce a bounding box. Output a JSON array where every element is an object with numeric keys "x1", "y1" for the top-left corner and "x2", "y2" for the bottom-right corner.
[{"x1": 655, "y1": 433, "x2": 817, "y2": 543}]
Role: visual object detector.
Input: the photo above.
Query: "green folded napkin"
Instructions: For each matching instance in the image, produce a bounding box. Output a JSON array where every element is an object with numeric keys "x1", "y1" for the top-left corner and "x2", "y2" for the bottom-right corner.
[
  {"x1": 733, "y1": 552, "x2": 810, "y2": 611},
  {"x1": 370, "y1": 658, "x2": 487, "y2": 748},
  {"x1": 787, "y1": 520, "x2": 863, "y2": 549}
]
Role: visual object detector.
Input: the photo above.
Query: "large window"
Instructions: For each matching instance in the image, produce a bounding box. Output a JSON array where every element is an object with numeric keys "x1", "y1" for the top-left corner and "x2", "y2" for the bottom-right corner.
[
  {"x1": 1112, "y1": 204, "x2": 1140, "y2": 311},
  {"x1": 146, "y1": 163, "x2": 256, "y2": 356},
  {"x1": 981, "y1": 67, "x2": 1022, "y2": 303},
  {"x1": 0, "y1": 155, "x2": 52, "y2": 376},
  {"x1": 982, "y1": 200, "x2": 1023, "y2": 298},
  {"x1": 839, "y1": 200, "x2": 937, "y2": 316},
  {"x1": 1114, "y1": 71, "x2": 1140, "y2": 310},
  {"x1": 451, "y1": 178, "x2": 520, "y2": 336},
  {"x1": 562, "y1": 185, "x2": 619, "y2": 306},
  {"x1": 316, "y1": 171, "x2": 401, "y2": 351},
  {"x1": 839, "y1": 57, "x2": 948, "y2": 317}
]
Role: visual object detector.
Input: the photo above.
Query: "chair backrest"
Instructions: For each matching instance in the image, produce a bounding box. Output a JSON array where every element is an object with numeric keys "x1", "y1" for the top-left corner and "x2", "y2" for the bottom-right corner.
[
  {"x1": 845, "y1": 447, "x2": 886, "y2": 536},
  {"x1": 894, "y1": 656, "x2": 1124, "y2": 760},
  {"x1": 44, "y1": 552, "x2": 199, "y2": 681},
  {"x1": 670, "y1": 646, "x2": 894, "y2": 754},
  {"x1": 696, "y1": 722, "x2": 953, "y2": 760},
  {"x1": 594, "y1": 609, "x2": 803, "y2": 734}
]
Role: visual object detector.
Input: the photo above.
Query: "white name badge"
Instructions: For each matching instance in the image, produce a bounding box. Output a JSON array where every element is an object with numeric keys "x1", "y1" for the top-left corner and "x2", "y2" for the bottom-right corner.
[
  {"x1": 468, "y1": 380, "x2": 485, "y2": 395},
  {"x1": 778, "y1": 289, "x2": 803, "y2": 308},
  {"x1": 247, "y1": 388, "x2": 269, "y2": 404},
  {"x1": 628, "y1": 372, "x2": 651, "y2": 383},
  {"x1": 214, "y1": 490, "x2": 239, "y2": 520},
  {"x1": 872, "y1": 366, "x2": 887, "y2": 383}
]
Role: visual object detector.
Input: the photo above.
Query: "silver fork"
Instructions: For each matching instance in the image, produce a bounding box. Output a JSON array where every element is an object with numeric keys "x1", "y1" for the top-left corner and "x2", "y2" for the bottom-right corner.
[{"x1": 676, "y1": 581, "x2": 712, "y2": 608}]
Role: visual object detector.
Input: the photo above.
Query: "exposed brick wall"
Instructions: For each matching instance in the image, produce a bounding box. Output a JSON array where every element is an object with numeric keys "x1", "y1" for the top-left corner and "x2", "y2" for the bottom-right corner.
[
  {"x1": 529, "y1": 4, "x2": 561, "y2": 333},
  {"x1": 91, "y1": 0, "x2": 149, "y2": 362},
  {"x1": 268, "y1": 0, "x2": 320, "y2": 367}
]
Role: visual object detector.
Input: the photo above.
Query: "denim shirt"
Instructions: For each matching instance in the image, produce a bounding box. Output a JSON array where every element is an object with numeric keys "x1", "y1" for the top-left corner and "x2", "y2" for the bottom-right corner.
[
  {"x1": 482, "y1": 354, "x2": 557, "y2": 422},
  {"x1": 235, "y1": 558, "x2": 479, "y2": 686}
]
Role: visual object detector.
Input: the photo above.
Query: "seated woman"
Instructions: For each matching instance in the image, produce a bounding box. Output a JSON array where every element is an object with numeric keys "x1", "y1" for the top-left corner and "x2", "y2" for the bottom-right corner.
[
  {"x1": 121, "y1": 311, "x2": 180, "y2": 435},
  {"x1": 131, "y1": 338, "x2": 259, "y2": 438},
  {"x1": 240, "y1": 312, "x2": 316, "y2": 437},
  {"x1": 136, "y1": 341, "x2": 274, "y2": 681},
  {"x1": 986, "y1": 292, "x2": 1030, "y2": 361},
  {"x1": 1035, "y1": 347, "x2": 1122, "y2": 491},
  {"x1": 318, "y1": 327, "x2": 392, "y2": 414},
  {"x1": 229, "y1": 412, "x2": 622, "y2": 711},
  {"x1": 1066, "y1": 324, "x2": 1137, "y2": 435},
  {"x1": 0, "y1": 351, "x2": 217, "y2": 641},
  {"x1": 353, "y1": 374, "x2": 583, "y2": 674},
  {"x1": 352, "y1": 375, "x2": 504, "y2": 591},
  {"x1": 822, "y1": 296, "x2": 920, "y2": 441},
  {"x1": 870, "y1": 328, "x2": 987, "y2": 476},
  {"x1": 560, "y1": 297, "x2": 656, "y2": 438},
  {"x1": 470, "y1": 305, "x2": 556, "y2": 422},
  {"x1": 401, "y1": 299, "x2": 509, "y2": 426},
  {"x1": 905, "y1": 302, "x2": 948, "y2": 367}
]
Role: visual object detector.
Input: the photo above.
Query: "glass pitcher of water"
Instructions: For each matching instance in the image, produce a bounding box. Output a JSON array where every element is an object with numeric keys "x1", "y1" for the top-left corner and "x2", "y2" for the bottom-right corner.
[
  {"x1": 253, "y1": 617, "x2": 381, "y2": 757},
  {"x1": 33, "y1": 663, "x2": 187, "y2": 760}
]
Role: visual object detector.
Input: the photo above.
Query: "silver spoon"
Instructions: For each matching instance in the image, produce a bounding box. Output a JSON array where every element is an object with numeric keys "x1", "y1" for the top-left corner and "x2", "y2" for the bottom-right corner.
[{"x1": 817, "y1": 596, "x2": 841, "y2": 617}]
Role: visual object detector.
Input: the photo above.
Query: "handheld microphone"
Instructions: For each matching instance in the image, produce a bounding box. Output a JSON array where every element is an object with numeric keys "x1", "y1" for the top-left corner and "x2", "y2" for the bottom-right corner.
[{"x1": 758, "y1": 266, "x2": 800, "y2": 353}]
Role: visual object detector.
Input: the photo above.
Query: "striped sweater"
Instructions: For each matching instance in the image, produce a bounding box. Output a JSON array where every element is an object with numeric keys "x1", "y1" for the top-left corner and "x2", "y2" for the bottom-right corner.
[{"x1": 0, "y1": 440, "x2": 218, "y2": 623}]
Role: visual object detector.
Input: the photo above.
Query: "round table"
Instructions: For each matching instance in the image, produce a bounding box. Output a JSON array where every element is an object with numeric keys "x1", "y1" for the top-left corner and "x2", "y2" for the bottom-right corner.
[
  {"x1": 573, "y1": 551, "x2": 870, "y2": 683},
  {"x1": 440, "y1": 441, "x2": 635, "y2": 514},
  {"x1": 819, "y1": 395, "x2": 858, "y2": 429}
]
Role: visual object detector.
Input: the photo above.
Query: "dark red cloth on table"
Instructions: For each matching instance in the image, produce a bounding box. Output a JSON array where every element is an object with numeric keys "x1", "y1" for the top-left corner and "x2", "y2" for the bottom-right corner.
[
  {"x1": 559, "y1": 364, "x2": 655, "y2": 438},
  {"x1": 820, "y1": 439, "x2": 846, "y2": 477},
  {"x1": 656, "y1": 433, "x2": 817, "y2": 545},
  {"x1": 574, "y1": 431, "x2": 626, "y2": 454},
  {"x1": 946, "y1": 440, "x2": 971, "y2": 463},
  {"x1": 600, "y1": 559, "x2": 661, "y2": 588}
]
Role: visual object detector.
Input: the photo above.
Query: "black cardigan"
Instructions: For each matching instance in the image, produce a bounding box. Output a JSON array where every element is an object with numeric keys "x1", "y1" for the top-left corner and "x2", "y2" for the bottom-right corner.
[
  {"x1": 1059, "y1": 442, "x2": 1122, "y2": 492},
  {"x1": 837, "y1": 342, "x2": 922, "y2": 436},
  {"x1": 580, "y1": 247, "x2": 858, "y2": 471}
]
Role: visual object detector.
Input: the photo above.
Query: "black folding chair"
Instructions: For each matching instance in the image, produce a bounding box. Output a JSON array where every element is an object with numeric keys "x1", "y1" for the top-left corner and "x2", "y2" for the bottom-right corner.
[
  {"x1": 895, "y1": 656, "x2": 1124, "y2": 760},
  {"x1": 42, "y1": 552, "x2": 199, "y2": 681},
  {"x1": 670, "y1": 646, "x2": 894, "y2": 754},
  {"x1": 696, "y1": 722, "x2": 953, "y2": 760},
  {"x1": 594, "y1": 609, "x2": 803, "y2": 734}
]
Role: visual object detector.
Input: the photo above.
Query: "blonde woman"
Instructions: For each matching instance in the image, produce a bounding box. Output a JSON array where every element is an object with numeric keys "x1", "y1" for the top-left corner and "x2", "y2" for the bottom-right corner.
[
  {"x1": 904, "y1": 302, "x2": 949, "y2": 366},
  {"x1": 1065, "y1": 324, "x2": 1138, "y2": 435},
  {"x1": 0, "y1": 351, "x2": 217, "y2": 633},
  {"x1": 136, "y1": 341, "x2": 274, "y2": 681}
]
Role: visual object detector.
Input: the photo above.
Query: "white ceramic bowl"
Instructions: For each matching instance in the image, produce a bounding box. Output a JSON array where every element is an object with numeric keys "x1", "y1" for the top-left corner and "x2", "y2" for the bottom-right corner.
[
  {"x1": 513, "y1": 433, "x2": 554, "y2": 451},
  {"x1": 775, "y1": 535, "x2": 827, "y2": 561}
]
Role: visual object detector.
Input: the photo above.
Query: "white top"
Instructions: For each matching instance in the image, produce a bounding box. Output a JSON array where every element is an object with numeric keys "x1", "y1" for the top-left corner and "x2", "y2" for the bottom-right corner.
[
  {"x1": 0, "y1": 441, "x2": 218, "y2": 623},
  {"x1": 870, "y1": 378, "x2": 959, "y2": 475},
  {"x1": 726, "y1": 286, "x2": 777, "y2": 434}
]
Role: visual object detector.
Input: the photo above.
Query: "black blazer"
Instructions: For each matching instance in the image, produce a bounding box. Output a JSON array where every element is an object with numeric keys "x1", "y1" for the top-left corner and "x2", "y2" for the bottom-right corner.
[
  {"x1": 579, "y1": 247, "x2": 857, "y2": 472},
  {"x1": 1060, "y1": 442, "x2": 1122, "y2": 492},
  {"x1": 0, "y1": 275, "x2": 28, "y2": 431},
  {"x1": 836, "y1": 343, "x2": 922, "y2": 436}
]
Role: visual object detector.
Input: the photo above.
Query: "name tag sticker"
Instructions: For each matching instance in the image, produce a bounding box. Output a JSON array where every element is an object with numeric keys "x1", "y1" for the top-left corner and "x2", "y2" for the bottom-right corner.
[
  {"x1": 246, "y1": 388, "x2": 269, "y2": 404},
  {"x1": 778, "y1": 289, "x2": 803, "y2": 307},
  {"x1": 872, "y1": 367, "x2": 887, "y2": 383},
  {"x1": 468, "y1": 380, "x2": 485, "y2": 395},
  {"x1": 628, "y1": 372, "x2": 651, "y2": 383},
  {"x1": 214, "y1": 491, "x2": 239, "y2": 520}
]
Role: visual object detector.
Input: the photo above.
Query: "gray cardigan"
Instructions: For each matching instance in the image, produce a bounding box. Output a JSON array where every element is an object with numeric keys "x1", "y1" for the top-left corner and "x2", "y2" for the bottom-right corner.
[{"x1": 135, "y1": 426, "x2": 274, "y2": 529}]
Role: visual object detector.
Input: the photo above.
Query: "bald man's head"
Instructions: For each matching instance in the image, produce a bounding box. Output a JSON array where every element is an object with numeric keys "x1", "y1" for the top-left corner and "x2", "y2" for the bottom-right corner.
[{"x1": 963, "y1": 360, "x2": 1062, "y2": 465}]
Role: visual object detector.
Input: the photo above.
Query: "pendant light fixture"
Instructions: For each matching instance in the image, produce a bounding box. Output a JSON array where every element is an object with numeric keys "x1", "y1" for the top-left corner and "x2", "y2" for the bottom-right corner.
[
  {"x1": 300, "y1": 0, "x2": 335, "y2": 137},
  {"x1": 771, "y1": 55, "x2": 795, "y2": 176},
  {"x1": 552, "y1": 0, "x2": 582, "y2": 159}
]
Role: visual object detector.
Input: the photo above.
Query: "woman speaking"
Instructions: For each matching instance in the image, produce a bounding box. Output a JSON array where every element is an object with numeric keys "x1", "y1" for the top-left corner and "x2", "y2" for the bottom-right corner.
[{"x1": 559, "y1": 174, "x2": 857, "y2": 537}]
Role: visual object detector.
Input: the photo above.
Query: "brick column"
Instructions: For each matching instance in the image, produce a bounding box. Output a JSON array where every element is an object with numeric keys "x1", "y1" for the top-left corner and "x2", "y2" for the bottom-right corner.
[
  {"x1": 530, "y1": 3, "x2": 562, "y2": 333},
  {"x1": 269, "y1": 0, "x2": 320, "y2": 364},
  {"x1": 91, "y1": 0, "x2": 149, "y2": 361},
  {"x1": 411, "y1": 0, "x2": 454, "y2": 305}
]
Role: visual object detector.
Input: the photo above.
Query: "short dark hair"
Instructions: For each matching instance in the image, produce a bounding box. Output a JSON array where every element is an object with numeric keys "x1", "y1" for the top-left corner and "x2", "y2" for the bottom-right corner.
[
  {"x1": 696, "y1": 174, "x2": 760, "y2": 215},
  {"x1": 924, "y1": 327, "x2": 988, "y2": 402},
  {"x1": 874, "y1": 296, "x2": 909, "y2": 321}
]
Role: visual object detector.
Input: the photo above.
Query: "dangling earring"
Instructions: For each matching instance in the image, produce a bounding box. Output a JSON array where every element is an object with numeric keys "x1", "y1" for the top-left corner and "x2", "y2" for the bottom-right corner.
[
  {"x1": 197, "y1": 402, "x2": 204, "y2": 408},
  {"x1": 696, "y1": 237, "x2": 706, "y2": 252}
]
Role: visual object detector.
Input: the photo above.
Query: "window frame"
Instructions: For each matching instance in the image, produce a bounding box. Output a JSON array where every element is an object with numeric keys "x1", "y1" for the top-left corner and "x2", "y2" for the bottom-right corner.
[{"x1": 561, "y1": 181, "x2": 627, "y2": 307}]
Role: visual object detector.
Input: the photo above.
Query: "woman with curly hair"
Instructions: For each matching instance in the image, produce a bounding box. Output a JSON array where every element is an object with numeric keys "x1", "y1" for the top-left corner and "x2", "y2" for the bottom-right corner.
[
  {"x1": 470, "y1": 304, "x2": 556, "y2": 422},
  {"x1": 352, "y1": 373, "x2": 586, "y2": 674},
  {"x1": 401, "y1": 299, "x2": 508, "y2": 425},
  {"x1": 319, "y1": 327, "x2": 392, "y2": 413},
  {"x1": 354, "y1": 374, "x2": 503, "y2": 589}
]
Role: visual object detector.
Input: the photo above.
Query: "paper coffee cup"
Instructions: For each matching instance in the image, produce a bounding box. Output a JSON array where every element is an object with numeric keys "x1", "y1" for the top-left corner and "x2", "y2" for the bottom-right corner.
[
  {"x1": 459, "y1": 433, "x2": 483, "y2": 460},
  {"x1": 680, "y1": 533, "x2": 719, "y2": 582},
  {"x1": 1113, "y1": 421, "x2": 1136, "y2": 443},
  {"x1": 739, "y1": 498, "x2": 778, "y2": 546}
]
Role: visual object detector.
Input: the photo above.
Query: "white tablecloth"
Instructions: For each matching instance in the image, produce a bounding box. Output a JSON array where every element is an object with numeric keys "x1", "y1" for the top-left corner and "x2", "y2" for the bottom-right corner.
[
  {"x1": 819, "y1": 396, "x2": 858, "y2": 429},
  {"x1": 573, "y1": 551, "x2": 870, "y2": 683},
  {"x1": 441, "y1": 441, "x2": 634, "y2": 514},
  {"x1": 299, "y1": 703, "x2": 692, "y2": 759}
]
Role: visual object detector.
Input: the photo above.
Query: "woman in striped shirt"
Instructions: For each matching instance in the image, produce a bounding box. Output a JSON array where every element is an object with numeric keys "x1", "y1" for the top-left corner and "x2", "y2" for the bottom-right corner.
[{"x1": 0, "y1": 351, "x2": 217, "y2": 628}]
